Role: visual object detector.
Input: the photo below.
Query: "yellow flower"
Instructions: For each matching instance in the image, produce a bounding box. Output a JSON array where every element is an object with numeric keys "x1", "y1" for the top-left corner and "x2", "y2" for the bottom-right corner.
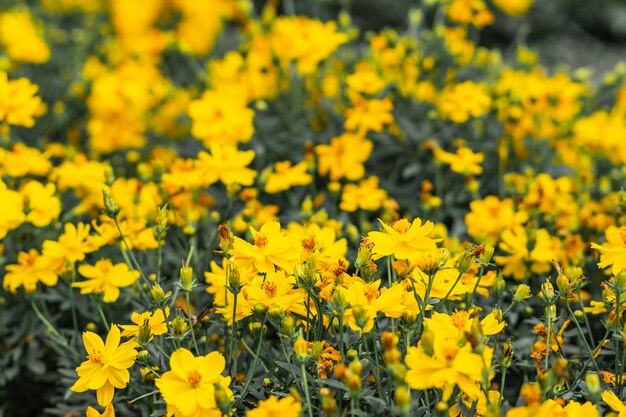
[
  {"x1": 231, "y1": 221, "x2": 300, "y2": 273},
  {"x1": 492, "y1": 0, "x2": 533, "y2": 16},
  {"x1": 433, "y1": 146, "x2": 484, "y2": 176},
  {"x1": 0, "y1": 179, "x2": 25, "y2": 239},
  {"x1": 246, "y1": 395, "x2": 302, "y2": 417},
  {"x1": 2, "y1": 249, "x2": 58, "y2": 293},
  {"x1": 244, "y1": 270, "x2": 304, "y2": 314},
  {"x1": 0, "y1": 10, "x2": 50, "y2": 63},
  {"x1": 155, "y1": 348, "x2": 232, "y2": 417},
  {"x1": 21, "y1": 181, "x2": 61, "y2": 227},
  {"x1": 591, "y1": 226, "x2": 626, "y2": 275},
  {"x1": 405, "y1": 337, "x2": 493, "y2": 400},
  {"x1": 73, "y1": 259, "x2": 140, "y2": 302},
  {"x1": 340, "y1": 176, "x2": 388, "y2": 212},
  {"x1": 270, "y1": 16, "x2": 348, "y2": 75},
  {"x1": 368, "y1": 218, "x2": 438, "y2": 260},
  {"x1": 188, "y1": 86, "x2": 254, "y2": 147},
  {"x1": 0, "y1": 71, "x2": 46, "y2": 128},
  {"x1": 86, "y1": 404, "x2": 115, "y2": 417},
  {"x1": 315, "y1": 133, "x2": 373, "y2": 181},
  {"x1": 71, "y1": 325, "x2": 138, "y2": 406},
  {"x1": 344, "y1": 97, "x2": 394, "y2": 134},
  {"x1": 196, "y1": 145, "x2": 257, "y2": 187},
  {"x1": 437, "y1": 81, "x2": 491, "y2": 123},
  {"x1": 264, "y1": 160, "x2": 312, "y2": 194},
  {"x1": 494, "y1": 226, "x2": 528, "y2": 280},
  {"x1": 602, "y1": 390, "x2": 626, "y2": 416},
  {"x1": 426, "y1": 310, "x2": 506, "y2": 341},
  {"x1": 119, "y1": 308, "x2": 170, "y2": 339},
  {"x1": 42, "y1": 222, "x2": 95, "y2": 264},
  {"x1": 0, "y1": 143, "x2": 52, "y2": 177},
  {"x1": 447, "y1": 0, "x2": 493, "y2": 29},
  {"x1": 346, "y1": 69, "x2": 385, "y2": 95},
  {"x1": 465, "y1": 196, "x2": 528, "y2": 244},
  {"x1": 505, "y1": 399, "x2": 598, "y2": 417}
]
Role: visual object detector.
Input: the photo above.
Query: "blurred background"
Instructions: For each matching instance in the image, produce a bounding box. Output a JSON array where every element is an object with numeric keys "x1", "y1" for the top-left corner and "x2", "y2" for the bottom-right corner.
[{"x1": 258, "y1": 0, "x2": 626, "y2": 77}]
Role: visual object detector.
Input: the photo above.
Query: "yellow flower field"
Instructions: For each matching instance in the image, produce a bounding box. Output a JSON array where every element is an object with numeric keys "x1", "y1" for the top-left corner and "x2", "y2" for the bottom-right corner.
[{"x1": 1, "y1": 1, "x2": 626, "y2": 416}]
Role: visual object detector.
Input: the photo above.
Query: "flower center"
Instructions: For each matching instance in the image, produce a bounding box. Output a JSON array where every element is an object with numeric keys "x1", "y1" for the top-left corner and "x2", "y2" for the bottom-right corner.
[
  {"x1": 363, "y1": 286, "x2": 378, "y2": 302},
  {"x1": 441, "y1": 342, "x2": 459, "y2": 362},
  {"x1": 187, "y1": 370, "x2": 202, "y2": 387},
  {"x1": 264, "y1": 281, "x2": 277, "y2": 298},
  {"x1": 392, "y1": 219, "x2": 410, "y2": 234},
  {"x1": 451, "y1": 310, "x2": 470, "y2": 330},
  {"x1": 254, "y1": 233, "x2": 268, "y2": 248},
  {"x1": 88, "y1": 349, "x2": 103, "y2": 364}
]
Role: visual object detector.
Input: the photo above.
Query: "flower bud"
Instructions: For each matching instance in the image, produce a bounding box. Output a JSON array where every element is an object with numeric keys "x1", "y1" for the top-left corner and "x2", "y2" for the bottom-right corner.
[
  {"x1": 394, "y1": 385, "x2": 411, "y2": 415},
  {"x1": 421, "y1": 328, "x2": 435, "y2": 356},
  {"x1": 355, "y1": 238, "x2": 374, "y2": 270},
  {"x1": 585, "y1": 373, "x2": 601, "y2": 402},
  {"x1": 320, "y1": 388, "x2": 338, "y2": 417},
  {"x1": 137, "y1": 349, "x2": 150, "y2": 363},
  {"x1": 226, "y1": 263, "x2": 243, "y2": 294},
  {"x1": 136, "y1": 318, "x2": 152, "y2": 346},
  {"x1": 217, "y1": 224, "x2": 233, "y2": 258},
  {"x1": 294, "y1": 337, "x2": 310, "y2": 363},
  {"x1": 615, "y1": 271, "x2": 626, "y2": 294},
  {"x1": 500, "y1": 339, "x2": 513, "y2": 369},
  {"x1": 477, "y1": 244, "x2": 494, "y2": 265},
  {"x1": 155, "y1": 204, "x2": 168, "y2": 236},
  {"x1": 179, "y1": 262, "x2": 194, "y2": 292},
  {"x1": 102, "y1": 190, "x2": 120, "y2": 218},
  {"x1": 541, "y1": 280, "x2": 555, "y2": 302},
  {"x1": 214, "y1": 383, "x2": 232, "y2": 415},
  {"x1": 151, "y1": 284, "x2": 170, "y2": 306},
  {"x1": 513, "y1": 284, "x2": 531, "y2": 303},
  {"x1": 170, "y1": 317, "x2": 189, "y2": 337},
  {"x1": 456, "y1": 247, "x2": 474, "y2": 274}
]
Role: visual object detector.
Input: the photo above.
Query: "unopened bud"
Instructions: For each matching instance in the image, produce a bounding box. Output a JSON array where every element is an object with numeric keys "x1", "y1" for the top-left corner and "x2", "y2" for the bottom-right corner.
[
  {"x1": 294, "y1": 337, "x2": 310, "y2": 363},
  {"x1": 179, "y1": 262, "x2": 194, "y2": 292},
  {"x1": 218, "y1": 224, "x2": 233, "y2": 257},
  {"x1": 102, "y1": 190, "x2": 120, "y2": 218},
  {"x1": 513, "y1": 284, "x2": 531, "y2": 303}
]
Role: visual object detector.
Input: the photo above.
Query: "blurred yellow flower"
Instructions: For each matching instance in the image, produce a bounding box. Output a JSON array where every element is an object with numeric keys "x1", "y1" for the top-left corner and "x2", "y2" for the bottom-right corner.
[
  {"x1": 264, "y1": 160, "x2": 312, "y2": 194},
  {"x1": 73, "y1": 259, "x2": 140, "y2": 302},
  {"x1": 0, "y1": 71, "x2": 46, "y2": 128},
  {"x1": 340, "y1": 176, "x2": 388, "y2": 212},
  {"x1": 0, "y1": 10, "x2": 50, "y2": 63},
  {"x1": 315, "y1": 133, "x2": 373, "y2": 181},
  {"x1": 247, "y1": 395, "x2": 302, "y2": 417}
]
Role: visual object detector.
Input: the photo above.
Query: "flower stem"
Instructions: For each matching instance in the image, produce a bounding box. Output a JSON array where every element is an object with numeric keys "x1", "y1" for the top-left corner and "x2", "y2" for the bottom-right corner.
[
  {"x1": 185, "y1": 291, "x2": 199, "y2": 355},
  {"x1": 301, "y1": 362, "x2": 314, "y2": 417}
]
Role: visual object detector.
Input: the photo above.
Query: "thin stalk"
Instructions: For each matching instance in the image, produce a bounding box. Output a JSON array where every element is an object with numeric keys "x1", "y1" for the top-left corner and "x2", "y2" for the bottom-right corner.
[
  {"x1": 466, "y1": 266, "x2": 485, "y2": 311},
  {"x1": 97, "y1": 303, "x2": 110, "y2": 332},
  {"x1": 230, "y1": 292, "x2": 239, "y2": 376},
  {"x1": 185, "y1": 291, "x2": 200, "y2": 355},
  {"x1": 31, "y1": 300, "x2": 72, "y2": 350},
  {"x1": 232, "y1": 328, "x2": 265, "y2": 410},
  {"x1": 301, "y1": 363, "x2": 314, "y2": 417}
]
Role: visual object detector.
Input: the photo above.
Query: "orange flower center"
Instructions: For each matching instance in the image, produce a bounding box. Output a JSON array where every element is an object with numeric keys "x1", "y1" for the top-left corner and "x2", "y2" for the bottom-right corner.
[
  {"x1": 254, "y1": 233, "x2": 268, "y2": 248},
  {"x1": 264, "y1": 281, "x2": 277, "y2": 298},
  {"x1": 392, "y1": 219, "x2": 410, "y2": 234},
  {"x1": 88, "y1": 349, "x2": 103, "y2": 364},
  {"x1": 450, "y1": 310, "x2": 470, "y2": 330},
  {"x1": 442, "y1": 343, "x2": 459, "y2": 362},
  {"x1": 187, "y1": 370, "x2": 202, "y2": 387},
  {"x1": 364, "y1": 286, "x2": 378, "y2": 302}
]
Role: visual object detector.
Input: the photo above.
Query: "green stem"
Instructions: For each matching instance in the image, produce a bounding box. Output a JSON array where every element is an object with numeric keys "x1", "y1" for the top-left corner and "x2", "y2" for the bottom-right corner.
[
  {"x1": 230, "y1": 291, "x2": 239, "y2": 376},
  {"x1": 232, "y1": 328, "x2": 265, "y2": 411},
  {"x1": 97, "y1": 303, "x2": 110, "y2": 332},
  {"x1": 545, "y1": 314, "x2": 551, "y2": 370},
  {"x1": 30, "y1": 300, "x2": 72, "y2": 350},
  {"x1": 185, "y1": 291, "x2": 199, "y2": 355},
  {"x1": 499, "y1": 369, "x2": 507, "y2": 406},
  {"x1": 301, "y1": 363, "x2": 314, "y2": 417},
  {"x1": 466, "y1": 266, "x2": 485, "y2": 311}
]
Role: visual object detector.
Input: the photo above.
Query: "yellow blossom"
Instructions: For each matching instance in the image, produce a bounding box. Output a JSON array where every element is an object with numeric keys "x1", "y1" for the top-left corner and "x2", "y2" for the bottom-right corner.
[
  {"x1": 368, "y1": 218, "x2": 439, "y2": 260},
  {"x1": 155, "y1": 348, "x2": 232, "y2": 417},
  {"x1": 0, "y1": 10, "x2": 50, "y2": 63},
  {"x1": 340, "y1": 176, "x2": 388, "y2": 212},
  {"x1": 0, "y1": 71, "x2": 46, "y2": 128},
  {"x1": 73, "y1": 259, "x2": 140, "y2": 302},
  {"x1": 315, "y1": 133, "x2": 373, "y2": 181},
  {"x1": 246, "y1": 395, "x2": 302, "y2": 417},
  {"x1": 71, "y1": 325, "x2": 138, "y2": 406},
  {"x1": 264, "y1": 160, "x2": 312, "y2": 194}
]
